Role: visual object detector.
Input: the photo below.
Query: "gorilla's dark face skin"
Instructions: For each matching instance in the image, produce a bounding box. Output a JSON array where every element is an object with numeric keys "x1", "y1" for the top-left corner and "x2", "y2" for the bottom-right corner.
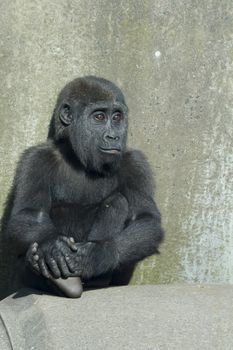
[{"x1": 48, "y1": 76, "x2": 128, "y2": 174}]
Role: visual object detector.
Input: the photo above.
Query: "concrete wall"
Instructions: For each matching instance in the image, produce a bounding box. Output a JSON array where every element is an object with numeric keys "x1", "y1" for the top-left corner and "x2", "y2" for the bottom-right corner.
[{"x1": 0, "y1": 0, "x2": 232, "y2": 286}]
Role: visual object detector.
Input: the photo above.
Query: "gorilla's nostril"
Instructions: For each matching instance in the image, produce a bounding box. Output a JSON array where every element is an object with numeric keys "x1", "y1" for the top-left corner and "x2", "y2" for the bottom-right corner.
[{"x1": 107, "y1": 135, "x2": 118, "y2": 140}]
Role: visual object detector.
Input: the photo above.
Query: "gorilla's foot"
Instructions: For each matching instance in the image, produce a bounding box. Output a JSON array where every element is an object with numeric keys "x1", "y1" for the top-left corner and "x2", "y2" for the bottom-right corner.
[{"x1": 51, "y1": 277, "x2": 83, "y2": 298}]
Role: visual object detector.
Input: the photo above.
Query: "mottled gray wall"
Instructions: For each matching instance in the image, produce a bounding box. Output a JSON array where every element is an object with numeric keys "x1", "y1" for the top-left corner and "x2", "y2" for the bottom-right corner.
[{"x1": 0, "y1": 0, "x2": 232, "y2": 286}]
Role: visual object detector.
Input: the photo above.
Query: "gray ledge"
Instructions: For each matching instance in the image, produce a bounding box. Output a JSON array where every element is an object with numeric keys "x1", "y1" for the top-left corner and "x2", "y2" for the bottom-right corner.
[{"x1": 0, "y1": 284, "x2": 232, "y2": 350}]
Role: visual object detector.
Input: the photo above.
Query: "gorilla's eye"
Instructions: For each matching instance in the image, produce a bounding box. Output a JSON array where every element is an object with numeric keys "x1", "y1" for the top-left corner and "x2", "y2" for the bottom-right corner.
[
  {"x1": 94, "y1": 112, "x2": 106, "y2": 121},
  {"x1": 112, "y1": 113, "x2": 123, "y2": 123}
]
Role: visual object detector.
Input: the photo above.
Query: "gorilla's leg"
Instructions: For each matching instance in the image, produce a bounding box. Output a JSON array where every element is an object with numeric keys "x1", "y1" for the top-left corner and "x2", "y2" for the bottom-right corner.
[
  {"x1": 89, "y1": 192, "x2": 136, "y2": 286},
  {"x1": 84, "y1": 192, "x2": 130, "y2": 288},
  {"x1": 110, "y1": 262, "x2": 136, "y2": 286},
  {"x1": 88, "y1": 192, "x2": 129, "y2": 241}
]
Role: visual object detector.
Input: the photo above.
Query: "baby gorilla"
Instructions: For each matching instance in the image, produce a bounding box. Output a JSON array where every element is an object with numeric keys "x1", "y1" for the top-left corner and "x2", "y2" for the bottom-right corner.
[{"x1": 2, "y1": 76, "x2": 164, "y2": 298}]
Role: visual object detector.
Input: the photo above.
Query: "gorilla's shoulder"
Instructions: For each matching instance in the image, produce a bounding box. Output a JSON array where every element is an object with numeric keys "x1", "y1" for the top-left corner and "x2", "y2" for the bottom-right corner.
[
  {"x1": 120, "y1": 149, "x2": 154, "y2": 193},
  {"x1": 122, "y1": 149, "x2": 150, "y2": 171},
  {"x1": 16, "y1": 141, "x2": 59, "y2": 172}
]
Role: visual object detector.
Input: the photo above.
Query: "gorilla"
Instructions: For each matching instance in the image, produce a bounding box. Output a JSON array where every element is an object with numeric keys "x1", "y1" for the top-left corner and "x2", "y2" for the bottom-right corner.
[{"x1": 1, "y1": 76, "x2": 164, "y2": 298}]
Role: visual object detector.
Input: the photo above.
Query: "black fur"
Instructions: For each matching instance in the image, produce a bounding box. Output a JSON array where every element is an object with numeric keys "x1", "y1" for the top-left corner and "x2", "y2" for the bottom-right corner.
[{"x1": 1, "y1": 76, "x2": 164, "y2": 295}]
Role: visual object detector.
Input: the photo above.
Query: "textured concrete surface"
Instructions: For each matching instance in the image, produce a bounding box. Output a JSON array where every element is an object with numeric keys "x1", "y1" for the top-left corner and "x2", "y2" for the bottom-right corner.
[
  {"x1": 0, "y1": 0, "x2": 233, "y2": 295},
  {"x1": 0, "y1": 285, "x2": 232, "y2": 350}
]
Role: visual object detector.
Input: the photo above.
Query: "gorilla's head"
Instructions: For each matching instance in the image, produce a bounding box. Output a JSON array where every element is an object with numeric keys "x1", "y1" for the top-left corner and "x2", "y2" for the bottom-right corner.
[{"x1": 48, "y1": 76, "x2": 128, "y2": 174}]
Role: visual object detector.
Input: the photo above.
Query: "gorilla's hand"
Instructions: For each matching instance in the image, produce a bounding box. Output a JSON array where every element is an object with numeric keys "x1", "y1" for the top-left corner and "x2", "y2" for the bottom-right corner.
[
  {"x1": 26, "y1": 236, "x2": 78, "y2": 279},
  {"x1": 73, "y1": 240, "x2": 119, "y2": 279}
]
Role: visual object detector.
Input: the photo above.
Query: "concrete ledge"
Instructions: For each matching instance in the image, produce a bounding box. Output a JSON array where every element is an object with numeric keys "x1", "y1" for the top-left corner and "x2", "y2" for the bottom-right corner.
[{"x1": 0, "y1": 284, "x2": 232, "y2": 350}]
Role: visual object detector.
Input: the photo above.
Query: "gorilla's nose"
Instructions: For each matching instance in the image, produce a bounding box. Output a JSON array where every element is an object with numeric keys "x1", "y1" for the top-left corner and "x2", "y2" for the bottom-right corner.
[
  {"x1": 106, "y1": 135, "x2": 119, "y2": 141},
  {"x1": 103, "y1": 133, "x2": 120, "y2": 142}
]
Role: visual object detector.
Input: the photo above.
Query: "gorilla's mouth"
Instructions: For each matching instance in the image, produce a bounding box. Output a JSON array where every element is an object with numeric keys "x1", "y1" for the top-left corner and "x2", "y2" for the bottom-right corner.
[{"x1": 99, "y1": 147, "x2": 121, "y2": 155}]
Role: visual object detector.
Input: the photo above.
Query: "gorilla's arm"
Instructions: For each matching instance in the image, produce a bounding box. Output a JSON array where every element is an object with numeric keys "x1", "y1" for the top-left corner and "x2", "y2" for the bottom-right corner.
[
  {"x1": 115, "y1": 196, "x2": 163, "y2": 265},
  {"x1": 4, "y1": 146, "x2": 76, "y2": 277},
  {"x1": 4, "y1": 147, "x2": 56, "y2": 255}
]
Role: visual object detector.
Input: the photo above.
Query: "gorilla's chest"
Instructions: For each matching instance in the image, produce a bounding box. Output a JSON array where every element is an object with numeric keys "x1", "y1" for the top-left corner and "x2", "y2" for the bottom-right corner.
[{"x1": 52, "y1": 169, "x2": 119, "y2": 206}]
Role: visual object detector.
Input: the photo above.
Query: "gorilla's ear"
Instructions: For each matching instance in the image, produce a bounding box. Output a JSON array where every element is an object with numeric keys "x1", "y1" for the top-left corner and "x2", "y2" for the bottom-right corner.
[{"x1": 60, "y1": 103, "x2": 73, "y2": 125}]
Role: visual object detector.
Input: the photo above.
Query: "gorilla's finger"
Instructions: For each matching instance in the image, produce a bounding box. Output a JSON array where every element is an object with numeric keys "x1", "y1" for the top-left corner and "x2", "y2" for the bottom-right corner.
[
  {"x1": 68, "y1": 239, "x2": 78, "y2": 251},
  {"x1": 31, "y1": 243, "x2": 38, "y2": 254},
  {"x1": 45, "y1": 257, "x2": 61, "y2": 279},
  {"x1": 69, "y1": 243, "x2": 78, "y2": 252},
  {"x1": 60, "y1": 236, "x2": 78, "y2": 251},
  {"x1": 33, "y1": 254, "x2": 39, "y2": 262},
  {"x1": 57, "y1": 256, "x2": 71, "y2": 278},
  {"x1": 64, "y1": 255, "x2": 76, "y2": 273},
  {"x1": 60, "y1": 236, "x2": 69, "y2": 243},
  {"x1": 26, "y1": 245, "x2": 40, "y2": 272},
  {"x1": 29, "y1": 258, "x2": 40, "y2": 273},
  {"x1": 38, "y1": 259, "x2": 51, "y2": 279},
  {"x1": 27, "y1": 242, "x2": 37, "y2": 254}
]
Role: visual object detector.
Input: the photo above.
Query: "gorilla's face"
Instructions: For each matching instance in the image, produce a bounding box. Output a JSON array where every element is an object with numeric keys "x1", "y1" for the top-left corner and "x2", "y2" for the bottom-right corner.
[
  {"x1": 49, "y1": 76, "x2": 128, "y2": 173},
  {"x1": 71, "y1": 101, "x2": 128, "y2": 172}
]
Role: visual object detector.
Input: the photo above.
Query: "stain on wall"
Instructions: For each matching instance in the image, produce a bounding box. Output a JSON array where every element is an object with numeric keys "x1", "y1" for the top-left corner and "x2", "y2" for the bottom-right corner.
[{"x1": 0, "y1": 0, "x2": 232, "y2": 288}]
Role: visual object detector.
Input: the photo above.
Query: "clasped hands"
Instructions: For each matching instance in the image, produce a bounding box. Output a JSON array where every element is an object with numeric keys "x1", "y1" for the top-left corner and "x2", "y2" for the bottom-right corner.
[
  {"x1": 26, "y1": 235, "x2": 117, "y2": 280},
  {"x1": 26, "y1": 236, "x2": 95, "y2": 279}
]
